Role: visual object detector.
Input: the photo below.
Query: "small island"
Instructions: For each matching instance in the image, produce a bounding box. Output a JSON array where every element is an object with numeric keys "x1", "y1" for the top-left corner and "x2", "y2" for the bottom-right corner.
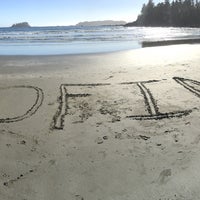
[{"x1": 11, "y1": 22, "x2": 31, "y2": 28}]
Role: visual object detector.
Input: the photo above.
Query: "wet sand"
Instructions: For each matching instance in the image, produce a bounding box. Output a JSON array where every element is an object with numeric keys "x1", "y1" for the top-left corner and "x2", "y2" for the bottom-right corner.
[
  {"x1": 142, "y1": 38, "x2": 200, "y2": 47},
  {"x1": 0, "y1": 44, "x2": 200, "y2": 200}
]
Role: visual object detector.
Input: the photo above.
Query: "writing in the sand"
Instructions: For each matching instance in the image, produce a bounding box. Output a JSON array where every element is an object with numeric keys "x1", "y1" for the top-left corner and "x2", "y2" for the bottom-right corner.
[
  {"x1": 0, "y1": 77, "x2": 199, "y2": 129},
  {"x1": 0, "y1": 85, "x2": 44, "y2": 123}
]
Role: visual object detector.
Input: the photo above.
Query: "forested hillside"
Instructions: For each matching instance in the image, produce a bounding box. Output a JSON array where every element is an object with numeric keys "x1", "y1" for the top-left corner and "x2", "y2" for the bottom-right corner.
[{"x1": 126, "y1": 0, "x2": 200, "y2": 27}]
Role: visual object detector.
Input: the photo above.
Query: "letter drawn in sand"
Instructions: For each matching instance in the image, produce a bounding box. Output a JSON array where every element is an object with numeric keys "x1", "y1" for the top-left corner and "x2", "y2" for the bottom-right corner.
[
  {"x1": 0, "y1": 85, "x2": 44, "y2": 123},
  {"x1": 173, "y1": 77, "x2": 200, "y2": 98},
  {"x1": 122, "y1": 80, "x2": 192, "y2": 120},
  {"x1": 52, "y1": 83, "x2": 110, "y2": 130}
]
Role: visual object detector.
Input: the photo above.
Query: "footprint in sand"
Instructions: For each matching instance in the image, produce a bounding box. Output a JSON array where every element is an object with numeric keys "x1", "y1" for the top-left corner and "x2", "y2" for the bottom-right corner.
[{"x1": 158, "y1": 169, "x2": 172, "y2": 184}]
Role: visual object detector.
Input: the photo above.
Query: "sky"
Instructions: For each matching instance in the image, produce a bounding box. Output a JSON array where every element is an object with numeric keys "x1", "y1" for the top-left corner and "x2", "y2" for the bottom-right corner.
[{"x1": 0, "y1": 0, "x2": 162, "y2": 27}]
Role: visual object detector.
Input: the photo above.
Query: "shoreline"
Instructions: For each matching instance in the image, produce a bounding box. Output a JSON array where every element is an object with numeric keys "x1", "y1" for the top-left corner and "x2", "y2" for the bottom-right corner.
[
  {"x1": 0, "y1": 44, "x2": 200, "y2": 74},
  {"x1": 0, "y1": 44, "x2": 200, "y2": 82},
  {"x1": 1, "y1": 38, "x2": 200, "y2": 58}
]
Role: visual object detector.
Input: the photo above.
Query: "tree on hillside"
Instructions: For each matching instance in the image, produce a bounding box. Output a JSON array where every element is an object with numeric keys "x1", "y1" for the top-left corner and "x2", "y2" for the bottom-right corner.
[
  {"x1": 137, "y1": 0, "x2": 155, "y2": 25},
  {"x1": 133, "y1": 0, "x2": 200, "y2": 27}
]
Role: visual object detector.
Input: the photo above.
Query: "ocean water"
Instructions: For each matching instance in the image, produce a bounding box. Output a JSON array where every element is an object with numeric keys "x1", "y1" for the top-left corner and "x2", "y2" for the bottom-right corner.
[{"x1": 0, "y1": 26, "x2": 200, "y2": 55}]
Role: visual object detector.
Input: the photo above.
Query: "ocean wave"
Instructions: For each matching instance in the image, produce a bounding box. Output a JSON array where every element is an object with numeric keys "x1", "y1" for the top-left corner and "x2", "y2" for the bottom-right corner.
[{"x1": 0, "y1": 26, "x2": 200, "y2": 54}]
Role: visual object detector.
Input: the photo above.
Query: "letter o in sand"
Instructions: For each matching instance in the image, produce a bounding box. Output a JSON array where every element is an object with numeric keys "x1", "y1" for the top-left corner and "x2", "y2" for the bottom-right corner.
[{"x1": 0, "y1": 85, "x2": 44, "y2": 123}]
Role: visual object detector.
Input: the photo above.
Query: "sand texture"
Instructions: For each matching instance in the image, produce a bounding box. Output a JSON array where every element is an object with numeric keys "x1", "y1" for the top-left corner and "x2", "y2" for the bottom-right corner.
[{"x1": 0, "y1": 44, "x2": 200, "y2": 200}]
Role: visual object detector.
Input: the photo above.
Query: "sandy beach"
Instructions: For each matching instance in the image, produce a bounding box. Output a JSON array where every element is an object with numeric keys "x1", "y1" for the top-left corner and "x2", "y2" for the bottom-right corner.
[{"x1": 0, "y1": 44, "x2": 200, "y2": 200}]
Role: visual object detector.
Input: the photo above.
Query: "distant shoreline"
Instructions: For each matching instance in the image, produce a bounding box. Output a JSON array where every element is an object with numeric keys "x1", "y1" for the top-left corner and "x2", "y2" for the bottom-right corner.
[{"x1": 0, "y1": 24, "x2": 200, "y2": 28}]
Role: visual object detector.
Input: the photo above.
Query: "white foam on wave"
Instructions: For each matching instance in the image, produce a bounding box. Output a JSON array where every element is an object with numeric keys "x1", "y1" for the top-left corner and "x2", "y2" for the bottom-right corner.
[{"x1": 0, "y1": 26, "x2": 199, "y2": 55}]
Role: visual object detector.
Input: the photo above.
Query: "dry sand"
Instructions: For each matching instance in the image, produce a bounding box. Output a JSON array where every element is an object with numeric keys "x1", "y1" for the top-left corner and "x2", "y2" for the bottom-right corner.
[{"x1": 0, "y1": 44, "x2": 200, "y2": 200}]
